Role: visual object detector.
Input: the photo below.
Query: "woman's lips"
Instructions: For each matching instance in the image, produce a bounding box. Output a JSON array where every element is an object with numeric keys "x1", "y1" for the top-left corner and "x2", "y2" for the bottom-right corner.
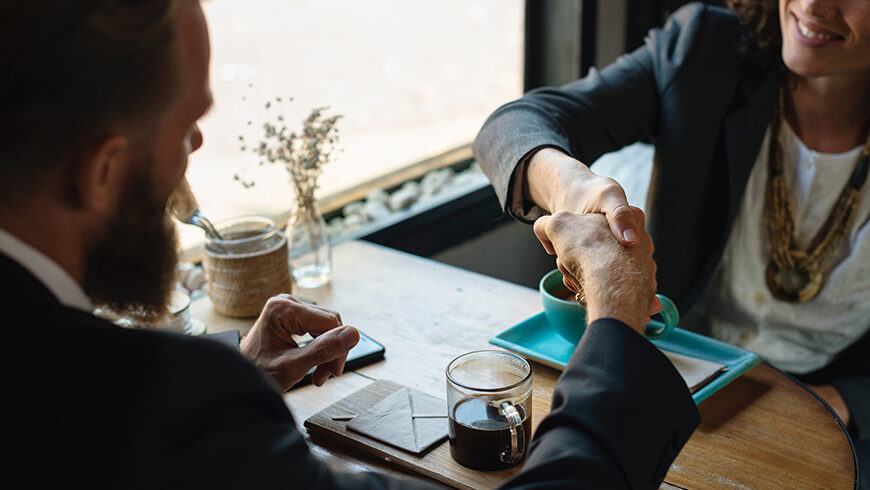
[{"x1": 793, "y1": 13, "x2": 844, "y2": 44}]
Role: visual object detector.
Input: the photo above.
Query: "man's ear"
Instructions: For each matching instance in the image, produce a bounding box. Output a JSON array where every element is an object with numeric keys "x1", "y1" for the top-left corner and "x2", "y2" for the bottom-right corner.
[{"x1": 73, "y1": 135, "x2": 129, "y2": 213}]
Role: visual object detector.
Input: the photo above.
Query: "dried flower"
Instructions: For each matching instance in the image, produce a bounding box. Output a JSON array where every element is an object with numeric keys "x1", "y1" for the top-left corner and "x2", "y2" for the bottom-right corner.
[{"x1": 234, "y1": 98, "x2": 342, "y2": 210}]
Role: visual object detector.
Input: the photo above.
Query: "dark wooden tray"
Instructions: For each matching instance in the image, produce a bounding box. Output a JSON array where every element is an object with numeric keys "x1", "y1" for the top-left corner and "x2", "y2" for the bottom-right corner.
[{"x1": 304, "y1": 379, "x2": 522, "y2": 489}]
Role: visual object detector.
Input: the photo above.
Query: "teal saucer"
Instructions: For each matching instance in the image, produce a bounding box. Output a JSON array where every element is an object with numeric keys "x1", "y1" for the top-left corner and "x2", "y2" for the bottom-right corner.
[{"x1": 489, "y1": 312, "x2": 761, "y2": 404}]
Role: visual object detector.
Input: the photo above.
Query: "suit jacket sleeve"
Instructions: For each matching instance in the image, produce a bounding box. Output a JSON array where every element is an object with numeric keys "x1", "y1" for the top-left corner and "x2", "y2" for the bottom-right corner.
[
  {"x1": 472, "y1": 3, "x2": 720, "y2": 217},
  {"x1": 124, "y1": 335, "x2": 443, "y2": 490},
  {"x1": 500, "y1": 319, "x2": 700, "y2": 490}
]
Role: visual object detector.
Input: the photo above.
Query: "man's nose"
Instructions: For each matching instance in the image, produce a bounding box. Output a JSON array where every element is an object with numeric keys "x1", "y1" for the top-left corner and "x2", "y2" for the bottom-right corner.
[{"x1": 189, "y1": 124, "x2": 204, "y2": 153}]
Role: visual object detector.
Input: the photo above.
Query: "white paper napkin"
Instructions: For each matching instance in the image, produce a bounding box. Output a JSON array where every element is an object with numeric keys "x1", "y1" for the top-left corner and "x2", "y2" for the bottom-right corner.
[{"x1": 663, "y1": 351, "x2": 728, "y2": 393}]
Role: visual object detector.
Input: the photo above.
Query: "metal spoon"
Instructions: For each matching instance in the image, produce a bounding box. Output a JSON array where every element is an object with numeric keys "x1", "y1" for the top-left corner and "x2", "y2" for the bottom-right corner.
[
  {"x1": 185, "y1": 209, "x2": 223, "y2": 240},
  {"x1": 168, "y1": 178, "x2": 224, "y2": 240}
]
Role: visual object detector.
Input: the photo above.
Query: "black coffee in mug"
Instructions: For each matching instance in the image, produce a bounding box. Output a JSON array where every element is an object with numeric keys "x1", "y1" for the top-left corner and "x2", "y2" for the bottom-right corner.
[
  {"x1": 446, "y1": 351, "x2": 533, "y2": 470},
  {"x1": 551, "y1": 286, "x2": 575, "y2": 301},
  {"x1": 448, "y1": 396, "x2": 532, "y2": 470}
]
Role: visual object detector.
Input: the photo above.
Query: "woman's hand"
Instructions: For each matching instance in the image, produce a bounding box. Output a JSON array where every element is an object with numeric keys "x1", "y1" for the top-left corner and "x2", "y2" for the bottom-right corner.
[{"x1": 526, "y1": 147, "x2": 639, "y2": 246}]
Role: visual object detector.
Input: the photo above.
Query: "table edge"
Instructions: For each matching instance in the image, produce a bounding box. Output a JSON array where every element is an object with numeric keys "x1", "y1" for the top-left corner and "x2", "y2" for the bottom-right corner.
[{"x1": 761, "y1": 362, "x2": 859, "y2": 488}]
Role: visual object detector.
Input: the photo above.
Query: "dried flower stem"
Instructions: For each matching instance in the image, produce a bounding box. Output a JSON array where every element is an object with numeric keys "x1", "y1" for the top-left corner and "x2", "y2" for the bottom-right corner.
[{"x1": 236, "y1": 101, "x2": 342, "y2": 250}]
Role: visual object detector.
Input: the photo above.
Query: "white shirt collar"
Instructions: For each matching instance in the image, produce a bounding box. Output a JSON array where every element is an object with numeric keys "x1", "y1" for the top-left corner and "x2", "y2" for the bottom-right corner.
[{"x1": 0, "y1": 228, "x2": 93, "y2": 312}]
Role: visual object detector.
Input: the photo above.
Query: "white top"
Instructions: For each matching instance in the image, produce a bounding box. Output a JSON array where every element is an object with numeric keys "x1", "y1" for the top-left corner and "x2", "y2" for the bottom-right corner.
[
  {"x1": 688, "y1": 121, "x2": 869, "y2": 373},
  {"x1": 0, "y1": 227, "x2": 93, "y2": 312}
]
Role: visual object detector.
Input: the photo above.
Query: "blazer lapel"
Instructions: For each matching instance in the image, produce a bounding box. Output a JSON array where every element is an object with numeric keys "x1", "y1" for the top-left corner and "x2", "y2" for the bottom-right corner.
[{"x1": 722, "y1": 66, "x2": 778, "y2": 225}]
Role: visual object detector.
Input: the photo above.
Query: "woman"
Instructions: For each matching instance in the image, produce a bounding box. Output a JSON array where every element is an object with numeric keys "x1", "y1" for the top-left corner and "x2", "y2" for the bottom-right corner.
[{"x1": 473, "y1": 0, "x2": 869, "y2": 475}]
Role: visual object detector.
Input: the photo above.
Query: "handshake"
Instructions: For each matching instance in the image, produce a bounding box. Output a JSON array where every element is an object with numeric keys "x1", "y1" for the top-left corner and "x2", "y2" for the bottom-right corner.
[
  {"x1": 533, "y1": 208, "x2": 662, "y2": 336},
  {"x1": 241, "y1": 206, "x2": 661, "y2": 392}
]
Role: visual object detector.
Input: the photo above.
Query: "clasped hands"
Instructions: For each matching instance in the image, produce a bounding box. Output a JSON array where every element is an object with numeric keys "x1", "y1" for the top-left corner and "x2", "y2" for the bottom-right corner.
[
  {"x1": 534, "y1": 210, "x2": 661, "y2": 335},
  {"x1": 527, "y1": 148, "x2": 662, "y2": 334},
  {"x1": 240, "y1": 294, "x2": 360, "y2": 391},
  {"x1": 237, "y1": 148, "x2": 658, "y2": 390},
  {"x1": 527, "y1": 148, "x2": 851, "y2": 424}
]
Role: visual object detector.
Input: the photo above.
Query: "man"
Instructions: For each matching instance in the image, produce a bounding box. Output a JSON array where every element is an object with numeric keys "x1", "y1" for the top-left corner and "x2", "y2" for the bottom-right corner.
[{"x1": 3, "y1": 1, "x2": 699, "y2": 488}]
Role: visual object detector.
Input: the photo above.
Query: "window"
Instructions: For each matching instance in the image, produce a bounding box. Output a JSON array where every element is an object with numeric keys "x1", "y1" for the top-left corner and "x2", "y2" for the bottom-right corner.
[{"x1": 181, "y1": 0, "x2": 523, "y2": 253}]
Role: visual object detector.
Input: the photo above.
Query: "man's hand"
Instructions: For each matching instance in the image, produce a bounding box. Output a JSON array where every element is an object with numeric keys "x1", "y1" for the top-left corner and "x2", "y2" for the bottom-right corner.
[
  {"x1": 533, "y1": 209, "x2": 661, "y2": 334},
  {"x1": 526, "y1": 148, "x2": 638, "y2": 246},
  {"x1": 240, "y1": 294, "x2": 360, "y2": 390}
]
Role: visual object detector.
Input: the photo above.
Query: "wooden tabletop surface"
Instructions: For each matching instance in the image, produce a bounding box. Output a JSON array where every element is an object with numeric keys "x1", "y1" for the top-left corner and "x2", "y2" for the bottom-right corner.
[{"x1": 191, "y1": 239, "x2": 856, "y2": 489}]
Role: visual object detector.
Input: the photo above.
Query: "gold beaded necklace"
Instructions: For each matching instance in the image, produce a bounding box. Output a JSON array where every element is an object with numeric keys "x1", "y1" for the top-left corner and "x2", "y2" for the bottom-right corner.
[{"x1": 764, "y1": 89, "x2": 870, "y2": 303}]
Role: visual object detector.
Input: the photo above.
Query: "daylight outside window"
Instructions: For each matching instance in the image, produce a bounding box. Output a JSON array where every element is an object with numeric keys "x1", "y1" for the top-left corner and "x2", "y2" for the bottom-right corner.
[{"x1": 182, "y1": 0, "x2": 523, "y2": 252}]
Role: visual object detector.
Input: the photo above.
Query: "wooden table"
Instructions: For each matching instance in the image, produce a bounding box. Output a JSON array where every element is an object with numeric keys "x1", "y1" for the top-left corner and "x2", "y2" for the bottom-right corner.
[{"x1": 192, "y1": 239, "x2": 857, "y2": 489}]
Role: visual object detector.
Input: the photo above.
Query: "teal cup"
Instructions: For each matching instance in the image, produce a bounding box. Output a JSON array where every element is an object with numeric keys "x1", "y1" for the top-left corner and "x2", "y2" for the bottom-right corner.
[{"x1": 540, "y1": 269, "x2": 678, "y2": 344}]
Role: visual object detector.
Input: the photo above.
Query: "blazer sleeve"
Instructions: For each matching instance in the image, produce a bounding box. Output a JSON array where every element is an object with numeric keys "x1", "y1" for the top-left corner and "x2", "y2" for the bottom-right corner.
[
  {"x1": 472, "y1": 3, "x2": 723, "y2": 216},
  {"x1": 500, "y1": 319, "x2": 700, "y2": 490},
  {"x1": 125, "y1": 336, "x2": 443, "y2": 490}
]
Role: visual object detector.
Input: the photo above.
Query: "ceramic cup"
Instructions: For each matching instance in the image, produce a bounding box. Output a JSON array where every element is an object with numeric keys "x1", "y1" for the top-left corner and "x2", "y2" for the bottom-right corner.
[{"x1": 540, "y1": 269, "x2": 678, "y2": 344}]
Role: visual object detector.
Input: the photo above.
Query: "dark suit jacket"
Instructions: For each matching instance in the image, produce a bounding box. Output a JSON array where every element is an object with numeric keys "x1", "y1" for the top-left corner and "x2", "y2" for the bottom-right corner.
[
  {"x1": 4, "y1": 249, "x2": 698, "y2": 489},
  {"x1": 473, "y1": 2, "x2": 869, "y2": 451}
]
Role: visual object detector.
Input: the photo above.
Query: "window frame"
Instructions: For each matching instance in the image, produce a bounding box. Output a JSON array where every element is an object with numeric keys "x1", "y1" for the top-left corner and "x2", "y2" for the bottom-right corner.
[{"x1": 183, "y1": 0, "x2": 700, "y2": 262}]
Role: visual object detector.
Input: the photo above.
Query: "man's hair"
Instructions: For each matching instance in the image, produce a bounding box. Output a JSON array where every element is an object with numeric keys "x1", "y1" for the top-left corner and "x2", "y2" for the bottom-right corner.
[
  {"x1": 0, "y1": 0, "x2": 182, "y2": 204},
  {"x1": 727, "y1": 0, "x2": 782, "y2": 66}
]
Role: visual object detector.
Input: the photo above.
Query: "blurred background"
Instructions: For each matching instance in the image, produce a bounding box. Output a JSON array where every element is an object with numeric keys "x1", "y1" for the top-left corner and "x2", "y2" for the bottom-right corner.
[{"x1": 187, "y1": 0, "x2": 523, "y2": 230}]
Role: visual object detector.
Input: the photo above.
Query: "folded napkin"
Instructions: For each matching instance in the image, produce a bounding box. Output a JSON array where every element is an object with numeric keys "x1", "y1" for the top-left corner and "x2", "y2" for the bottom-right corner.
[
  {"x1": 663, "y1": 351, "x2": 727, "y2": 393},
  {"x1": 346, "y1": 387, "x2": 448, "y2": 454}
]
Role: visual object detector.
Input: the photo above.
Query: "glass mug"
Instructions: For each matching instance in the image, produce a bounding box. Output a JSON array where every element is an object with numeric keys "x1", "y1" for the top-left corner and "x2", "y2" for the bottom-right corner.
[
  {"x1": 202, "y1": 216, "x2": 292, "y2": 317},
  {"x1": 446, "y1": 350, "x2": 532, "y2": 470}
]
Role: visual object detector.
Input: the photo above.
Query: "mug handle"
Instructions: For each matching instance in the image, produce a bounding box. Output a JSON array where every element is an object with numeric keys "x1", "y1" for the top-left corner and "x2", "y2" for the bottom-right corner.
[
  {"x1": 643, "y1": 294, "x2": 679, "y2": 340},
  {"x1": 499, "y1": 401, "x2": 525, "y2": 464}
]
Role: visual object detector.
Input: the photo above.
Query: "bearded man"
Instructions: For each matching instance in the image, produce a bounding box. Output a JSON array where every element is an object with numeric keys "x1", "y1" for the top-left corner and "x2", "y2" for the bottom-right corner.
[{"x1": 3, "y1": 1, "x2": 698, "y2": 488}]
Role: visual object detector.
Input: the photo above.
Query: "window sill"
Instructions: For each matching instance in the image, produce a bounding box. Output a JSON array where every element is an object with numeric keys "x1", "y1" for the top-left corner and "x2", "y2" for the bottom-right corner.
[{"x1": 177, "y1": 143, "x2": 473, "y2": 263}]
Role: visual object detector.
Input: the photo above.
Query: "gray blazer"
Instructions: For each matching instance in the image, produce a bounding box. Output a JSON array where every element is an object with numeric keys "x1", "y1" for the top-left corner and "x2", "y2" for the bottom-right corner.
[{"x1": 473, "y1": 2, "x2": 868, "y2": 470}]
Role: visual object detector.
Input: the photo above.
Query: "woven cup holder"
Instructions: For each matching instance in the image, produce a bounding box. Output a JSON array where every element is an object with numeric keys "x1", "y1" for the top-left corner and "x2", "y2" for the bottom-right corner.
[{"x1": 202, "y1": 216, "x2": 293, "y2": 317}]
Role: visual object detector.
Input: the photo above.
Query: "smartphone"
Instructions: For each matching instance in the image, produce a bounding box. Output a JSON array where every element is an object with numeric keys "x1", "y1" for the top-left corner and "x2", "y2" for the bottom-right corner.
[{"x1": 288, "y1": 331, "x2": 385, "y2": 390}]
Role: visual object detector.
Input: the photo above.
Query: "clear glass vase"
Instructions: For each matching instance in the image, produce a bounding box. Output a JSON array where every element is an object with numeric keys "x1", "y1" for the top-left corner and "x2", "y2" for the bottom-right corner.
[{"x1": 288, "y1": 202, "x2": 332, "y2": 288}]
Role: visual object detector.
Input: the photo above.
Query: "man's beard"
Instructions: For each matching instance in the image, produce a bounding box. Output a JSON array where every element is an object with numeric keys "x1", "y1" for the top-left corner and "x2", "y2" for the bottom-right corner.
[{"x1": 83, "y1": 154, "x2": 179, "y2": 324}]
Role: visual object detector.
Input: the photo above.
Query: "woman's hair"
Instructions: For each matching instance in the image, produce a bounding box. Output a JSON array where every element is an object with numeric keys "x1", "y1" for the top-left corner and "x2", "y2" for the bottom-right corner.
[
  {"x1": 0, "y1": 0, "x2": 182, "y2": 204},
  {"x1": 727, "y1": 0, "x2": 782, "y2": 65}
]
